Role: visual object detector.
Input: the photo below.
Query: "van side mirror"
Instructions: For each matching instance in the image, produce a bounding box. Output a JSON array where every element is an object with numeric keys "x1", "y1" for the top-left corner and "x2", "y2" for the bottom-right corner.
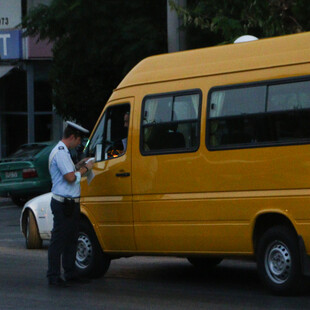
[{"x1": 95, "y1": 144, "x2": 102, "y2": 162}]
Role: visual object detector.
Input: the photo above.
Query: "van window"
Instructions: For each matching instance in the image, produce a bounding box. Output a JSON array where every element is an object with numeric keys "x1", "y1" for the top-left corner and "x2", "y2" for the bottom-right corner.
[
  {"x1": 207, "y1": 78, "x2": 310, "y2": 149},
  {"x1": 141, "y1": 91, "x2": 201, "y2": 154},
  {"x1": 87, "y1": 104, "x2": 130, "y2": 160},
  {"x1": 209, "y1": 86, "x2": 266, "y2": 118},
  {"x1": 268, "y1": 81, "x2": 310, "y2": 112}
]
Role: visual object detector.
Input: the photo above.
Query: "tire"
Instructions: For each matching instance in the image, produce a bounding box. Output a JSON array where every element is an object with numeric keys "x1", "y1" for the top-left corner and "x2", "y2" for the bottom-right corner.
[
  {"x1": 187, "y1": 257, "x2": 222, "y2": 271},
  {"x1": 26, "y1": 210, "x2": 43, "y2": 249},
  {"x1": 257, "y1": 225, "x2": 303, "y2": 295},
  {"x1": 75, "y1": 220, "x2": 111, "y2": 278}
]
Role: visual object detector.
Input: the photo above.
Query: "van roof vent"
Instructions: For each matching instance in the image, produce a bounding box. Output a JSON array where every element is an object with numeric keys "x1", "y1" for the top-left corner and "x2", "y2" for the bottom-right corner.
[{"x1": 234, "y1": 35, "x2": 259, "y2": 44}]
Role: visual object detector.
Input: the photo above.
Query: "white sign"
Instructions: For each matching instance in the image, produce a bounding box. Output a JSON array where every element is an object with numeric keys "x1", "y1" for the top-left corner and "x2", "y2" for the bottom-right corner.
[
  {"x1": 0, "y1": 33, "x2": 10, "y2": 55},
  {"x1": 0, "y1": 0, "x2": 22, "y2": 30}
]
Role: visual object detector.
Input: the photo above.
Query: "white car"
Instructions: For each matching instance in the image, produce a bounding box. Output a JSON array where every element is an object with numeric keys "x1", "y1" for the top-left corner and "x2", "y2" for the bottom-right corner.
[
  {"x1": 20, "y1": 192, "x2": 53, "y2": 249},
  {"x1": 20, "y1": 193, "x2": 109, "y2": 277}
]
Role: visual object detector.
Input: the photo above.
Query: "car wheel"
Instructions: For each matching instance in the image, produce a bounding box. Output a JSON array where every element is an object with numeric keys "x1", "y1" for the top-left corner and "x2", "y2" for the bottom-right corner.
[
  {"x1": 187, "y1": 257, "x2": 222, "y2": 270},
  {"x1": 257, "y1": 225, "x2": 303, "y2": 295},
  {"x1": 26, "y1": 210, "x2": 43, "y2": 249},
  {"x1": 75, "y1": 220, "x2": 111, "y2": 278}
]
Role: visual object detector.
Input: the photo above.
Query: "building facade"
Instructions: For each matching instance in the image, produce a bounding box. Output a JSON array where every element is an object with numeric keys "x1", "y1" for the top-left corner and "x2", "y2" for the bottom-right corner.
[{"x1": 0, "y1": 0, "x2": 62, "y2": 158}]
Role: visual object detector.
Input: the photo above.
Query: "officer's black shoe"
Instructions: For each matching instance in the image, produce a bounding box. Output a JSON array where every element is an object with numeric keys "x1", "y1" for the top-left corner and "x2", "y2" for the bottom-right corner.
[
  {"x1": 65, "y1": 276, "x2": 91, "y2": 284},
  {"x1": 48, "y1": 277, "x2": 70, "y2": 288}
]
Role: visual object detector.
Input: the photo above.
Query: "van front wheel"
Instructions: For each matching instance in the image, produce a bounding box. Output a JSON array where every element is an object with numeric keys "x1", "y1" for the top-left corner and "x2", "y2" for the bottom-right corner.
[
  {"x1": 75, "y1": 220, "x2": 111, "y2": 278},
  {"x1": 257, "y1": 225, "x2": 303, "y2": 295}
]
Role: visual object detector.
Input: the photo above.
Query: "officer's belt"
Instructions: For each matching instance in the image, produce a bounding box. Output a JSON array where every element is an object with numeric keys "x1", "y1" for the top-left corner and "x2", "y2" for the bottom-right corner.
[{"x1": 52, "y1": 194, "x2": 80, "y2": 203}]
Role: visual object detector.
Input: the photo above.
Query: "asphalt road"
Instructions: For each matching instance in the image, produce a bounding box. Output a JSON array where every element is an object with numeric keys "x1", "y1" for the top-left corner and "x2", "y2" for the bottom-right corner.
[{"x1": 1, "y1": 201, "x2": 310, "y2": 310}]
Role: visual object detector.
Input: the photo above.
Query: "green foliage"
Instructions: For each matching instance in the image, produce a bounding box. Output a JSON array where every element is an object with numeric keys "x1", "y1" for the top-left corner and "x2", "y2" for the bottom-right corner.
[
  {"x1": 169, "y1": 0, "x2": 310, "y2": 47},
  {"x1": 23, "y1": 0, "x2": 167, "y2": 128}
]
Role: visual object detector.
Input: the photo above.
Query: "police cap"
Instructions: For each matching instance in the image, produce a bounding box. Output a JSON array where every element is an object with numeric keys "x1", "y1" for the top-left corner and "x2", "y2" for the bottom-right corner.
[{"x1": 66, "y1": 121, "x2": 89, "y2": 136}]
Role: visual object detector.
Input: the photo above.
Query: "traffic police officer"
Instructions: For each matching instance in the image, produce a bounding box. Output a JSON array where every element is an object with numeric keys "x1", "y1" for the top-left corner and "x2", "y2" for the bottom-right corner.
[{"x1": 47, "y1": 121, "x2": 94, "y2": 287}]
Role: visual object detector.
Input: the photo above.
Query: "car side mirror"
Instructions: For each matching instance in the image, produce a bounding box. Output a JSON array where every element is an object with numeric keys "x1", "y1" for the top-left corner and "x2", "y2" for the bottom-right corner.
[{"x1": 95, "y1": 144, "x2": 102, "y2": 162}]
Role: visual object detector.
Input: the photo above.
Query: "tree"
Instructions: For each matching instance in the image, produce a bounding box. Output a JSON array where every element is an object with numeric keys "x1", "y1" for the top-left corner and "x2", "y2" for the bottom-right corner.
[
  {"x1": 23, "y1": 0, "x2": 167, "y2": 128},
  {"x1": 169, "y1": 0, "x2": 310, "y2": 48}
]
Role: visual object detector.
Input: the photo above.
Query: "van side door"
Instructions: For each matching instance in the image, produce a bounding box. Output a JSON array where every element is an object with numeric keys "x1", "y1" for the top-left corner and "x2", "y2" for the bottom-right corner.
[{"x1": 133, "y1": 90, "x2": 203, "y2": 252}]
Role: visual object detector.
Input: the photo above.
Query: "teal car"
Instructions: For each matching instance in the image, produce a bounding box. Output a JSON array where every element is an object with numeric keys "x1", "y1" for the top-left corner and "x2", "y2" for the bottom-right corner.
[{"x1": 0, "y1": 142, "x2": 56, "y2": 206}]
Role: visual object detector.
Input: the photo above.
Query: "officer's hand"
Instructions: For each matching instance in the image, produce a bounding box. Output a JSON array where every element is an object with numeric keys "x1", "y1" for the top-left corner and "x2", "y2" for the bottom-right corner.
[
  {"x1": 85, "y1": 160, "x2": 94, "y2": 170},
  {"x1": 78, "y1": 158, "x2": 89, "y2": 165},
  {"x1": 75, "y1": 158, "x2": 89, "y2": 170}
]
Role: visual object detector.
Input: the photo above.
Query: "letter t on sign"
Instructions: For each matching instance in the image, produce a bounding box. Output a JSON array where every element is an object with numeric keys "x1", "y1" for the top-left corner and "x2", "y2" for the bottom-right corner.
[{"x1": 0, "y1": 34, "x2": 11, "y2": 56}]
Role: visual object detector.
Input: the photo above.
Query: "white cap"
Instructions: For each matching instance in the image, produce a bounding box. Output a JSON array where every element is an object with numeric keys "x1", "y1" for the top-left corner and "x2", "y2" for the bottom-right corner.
[
  {"x1": 66, "y1": 121, "x2": 89, "y2": 134},
  {"x1": 234, "y1": 35, "x2": 259, "y2": 44}
]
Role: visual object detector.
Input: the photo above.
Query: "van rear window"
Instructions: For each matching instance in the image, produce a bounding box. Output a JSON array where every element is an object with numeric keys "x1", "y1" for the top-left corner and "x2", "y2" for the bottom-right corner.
[
  {"x1": 207, "y1": 77, "x2": 310, "y2": 150},
  {"x1": 141, "y1": 91, "x2": 201, "y2": 155}
]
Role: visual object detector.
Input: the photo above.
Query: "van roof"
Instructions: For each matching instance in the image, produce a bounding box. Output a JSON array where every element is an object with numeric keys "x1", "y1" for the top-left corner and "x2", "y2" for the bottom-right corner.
[{"x1": 116, "y1": 32, "x2": 310, "y2": 91}]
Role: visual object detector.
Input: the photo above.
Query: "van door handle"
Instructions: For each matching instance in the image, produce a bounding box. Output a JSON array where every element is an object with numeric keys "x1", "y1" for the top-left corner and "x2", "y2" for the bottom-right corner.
[{"x1": 115, "y1": 172, "x2": 130, "y2": 177}]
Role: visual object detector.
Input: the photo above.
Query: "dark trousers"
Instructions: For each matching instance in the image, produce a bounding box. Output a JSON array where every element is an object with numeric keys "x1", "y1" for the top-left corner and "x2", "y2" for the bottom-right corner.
[{"x1": 47, "y1": 198, "x2": 80, "y2": 281}]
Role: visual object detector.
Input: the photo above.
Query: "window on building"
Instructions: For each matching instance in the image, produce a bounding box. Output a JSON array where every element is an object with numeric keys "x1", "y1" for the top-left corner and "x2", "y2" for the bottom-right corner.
[
  {"x1": 22, "y1": 0, "x2": 27, "y2": 18},
  {"x1": 2, "y1": 70, "x2": 27, "y2": 112},
  {"x1": 34, "y1": 81, "x2": 52, "y2": 112},
  {"x1": 35, "y1": 114, "x2": 53, "y2": 142},
  {"x1": 1, "y1": 115, "x2": 27, "y2": 156}
]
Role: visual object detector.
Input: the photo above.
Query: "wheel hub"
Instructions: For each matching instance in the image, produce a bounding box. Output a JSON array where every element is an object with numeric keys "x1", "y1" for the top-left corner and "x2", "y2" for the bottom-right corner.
[
  {"x1": 265, "y1": 242, "x2": 291, "y2": 284},
  {"x1": 76, "y1": 233, "x2": 92, "y2": 269}
]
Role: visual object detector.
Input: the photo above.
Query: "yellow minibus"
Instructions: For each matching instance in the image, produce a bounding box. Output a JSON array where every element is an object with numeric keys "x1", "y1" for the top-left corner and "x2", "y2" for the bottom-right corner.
[{"x1": 78, "y1": 32, "x2": 310, "y2": 294}]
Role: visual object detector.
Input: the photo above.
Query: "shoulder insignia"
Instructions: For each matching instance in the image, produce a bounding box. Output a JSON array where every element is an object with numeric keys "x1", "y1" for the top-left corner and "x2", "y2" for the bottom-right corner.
[{"x1": 58, "y1": 146, "x2": 64, "y2": 150}]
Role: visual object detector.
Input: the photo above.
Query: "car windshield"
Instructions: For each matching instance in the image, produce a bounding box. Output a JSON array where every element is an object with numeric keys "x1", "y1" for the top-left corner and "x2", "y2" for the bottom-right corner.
[{"x1": 8, "y1": 144, "x2": 47, "y2": 159}]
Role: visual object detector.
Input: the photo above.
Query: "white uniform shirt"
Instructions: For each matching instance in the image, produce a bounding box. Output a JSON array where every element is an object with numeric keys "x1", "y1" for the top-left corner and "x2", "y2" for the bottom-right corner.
[{"x1": 49, "y1": 141, "x2": 80, "y2": 198}]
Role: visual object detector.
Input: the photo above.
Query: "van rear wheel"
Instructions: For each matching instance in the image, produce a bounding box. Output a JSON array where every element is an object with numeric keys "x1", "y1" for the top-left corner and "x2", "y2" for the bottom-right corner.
[
  {"x1": 187, "y1": 257, "x2": 222, "y2": 270},
  {"x1": 256, "y1": 225, "x2": 303, "y2": 295}
]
